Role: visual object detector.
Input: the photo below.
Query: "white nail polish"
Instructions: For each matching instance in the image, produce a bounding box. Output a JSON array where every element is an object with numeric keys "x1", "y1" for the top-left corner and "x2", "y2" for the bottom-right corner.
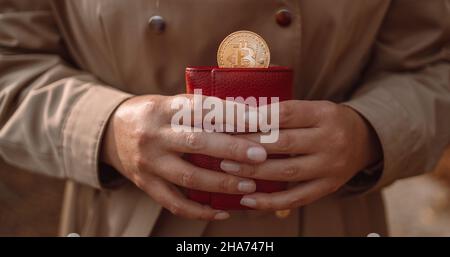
[
  {"x1": 214, "y1": 212, "x2": 230, "y2": 220},
  {"x1": 240, "y1": 197, "x2": 257, "y2": 208},
  {"x1": 220, "y1": 160, "x2": 241, "y2": 173},
  {"x1": 247, "y1": 147, "x2": 267, "y2": 162}
]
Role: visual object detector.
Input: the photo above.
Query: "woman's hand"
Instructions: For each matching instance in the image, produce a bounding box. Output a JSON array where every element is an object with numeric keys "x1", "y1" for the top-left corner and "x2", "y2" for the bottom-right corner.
[
  {"x1": 101, "y1": 95, "x2": 268, "y2": 220},
  {"x1": 220, "y1": 100, "x2": 382, "y2": 210}
]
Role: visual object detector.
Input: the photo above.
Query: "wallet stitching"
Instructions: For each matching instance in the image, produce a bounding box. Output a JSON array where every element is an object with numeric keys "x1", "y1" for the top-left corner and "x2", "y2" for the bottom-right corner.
[{"x1": 212, "y1": 70, "x2": 216, "y2": 96}]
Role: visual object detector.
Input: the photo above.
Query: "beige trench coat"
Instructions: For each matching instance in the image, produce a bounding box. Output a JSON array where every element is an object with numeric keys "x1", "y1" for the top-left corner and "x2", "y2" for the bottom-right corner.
[{"x1": 1, "y1": 0, "x2": 449, "y2": 236}]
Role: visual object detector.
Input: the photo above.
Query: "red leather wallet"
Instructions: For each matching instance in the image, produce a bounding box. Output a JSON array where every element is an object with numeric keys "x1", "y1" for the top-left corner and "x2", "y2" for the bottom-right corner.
[{"x1": 185, "y1": 66, "x2": 293, "y2": 210}]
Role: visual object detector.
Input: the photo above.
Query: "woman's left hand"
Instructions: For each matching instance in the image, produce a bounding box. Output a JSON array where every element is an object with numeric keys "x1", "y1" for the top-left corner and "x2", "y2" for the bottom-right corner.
[{"x1": 220, "y1": 100, "x2": 382, "y2": 210}]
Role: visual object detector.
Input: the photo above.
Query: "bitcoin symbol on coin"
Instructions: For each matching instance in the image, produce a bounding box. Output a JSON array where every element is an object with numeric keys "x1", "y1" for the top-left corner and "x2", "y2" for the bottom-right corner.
[
  {"x1": 239, "y1": 41, "x2": 256, "y2": 67},
  {"x1": 217, "y1": 31, "x2": 270, "y2": 68}
]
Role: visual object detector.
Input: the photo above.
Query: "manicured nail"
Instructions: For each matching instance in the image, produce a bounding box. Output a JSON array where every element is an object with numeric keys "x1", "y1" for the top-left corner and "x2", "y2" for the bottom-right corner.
[
  {"x1": 214, "y1": 212, "x2": 230, "y2": 220},
  {"x1": 220, "y1": 160, "x2": 241, "y2": 174},
  {"x1": 247, "y1": 147, "x2": 267, "y2": 162},
  {"x1": 240, "y1": 197, "x2": 257, "y2": 208},
  {"x1": 238, "y1": 180, "x2": 256, "y2": 193}
]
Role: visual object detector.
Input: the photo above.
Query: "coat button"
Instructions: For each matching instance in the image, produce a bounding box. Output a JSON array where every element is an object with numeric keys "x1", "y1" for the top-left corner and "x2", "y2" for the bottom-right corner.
[
  {"x1": 148, "y1": 15, "x2": 166, "y2": 34},
  {"x1": 275, "y1": 9, "x2": 292, "y2": 27}
]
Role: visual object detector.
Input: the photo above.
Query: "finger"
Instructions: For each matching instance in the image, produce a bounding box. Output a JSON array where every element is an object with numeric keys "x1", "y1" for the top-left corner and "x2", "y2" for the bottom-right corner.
[
  {"x1": 237, "y1": 128, "x2": 321, "y2": 154},
  {"x1": 137, "y1": 173, "x2": 230, "y2": 220},
  {"x1": 277, "y1": 100, "x2": 324, "y2": 129},
  {"x1": 150, "y1": 155, "x2": 257, "y2": 194},
  {"x1": 220, "y1": 155, "x2": 322, "y2": 182},
  {"x1": 239, "y1": 179, "x2": 336, "y2": 210},
  {"x1": 161, "y1": 127, "x2": 267, "y2": 163}
]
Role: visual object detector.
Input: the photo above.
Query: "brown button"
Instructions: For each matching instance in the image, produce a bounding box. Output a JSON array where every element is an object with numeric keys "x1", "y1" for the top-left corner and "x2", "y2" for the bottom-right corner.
[
  {"x1": 275, "y1": 9, "x2": 292, "y2": 27},
  {"x1": 148, "y1": 15, "x2": 166, "y2": 34}
]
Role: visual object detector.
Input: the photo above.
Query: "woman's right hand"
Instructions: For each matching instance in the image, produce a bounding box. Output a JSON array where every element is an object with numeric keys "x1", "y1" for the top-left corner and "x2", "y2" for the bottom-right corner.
[{"x1": 101, "y1": 95, "x2": 268, "y2": 220}]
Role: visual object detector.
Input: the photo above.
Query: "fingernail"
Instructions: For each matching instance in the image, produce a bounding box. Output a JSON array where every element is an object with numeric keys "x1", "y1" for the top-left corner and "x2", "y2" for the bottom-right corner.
[
  {"x1": 240, "y1": 197, "x2": 257, "y2": 208},
  {"x1": 214, "y1": 211, "x2": 230, "y2": 220},
  {"x1": 238, "y1": 180, "x2": 256, "y2": 193},
  {"x1": 247, "y1": 147, "x2": 267, "y2": 162},
  {"x1": 220, "y1": 160, "x2": 241, "y2": 174}
]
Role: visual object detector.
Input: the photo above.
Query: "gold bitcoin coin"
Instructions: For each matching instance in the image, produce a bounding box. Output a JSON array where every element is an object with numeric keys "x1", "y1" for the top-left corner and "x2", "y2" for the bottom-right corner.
[{"x1": 217, "y1": 30, "x2": 270, "y2": 68}]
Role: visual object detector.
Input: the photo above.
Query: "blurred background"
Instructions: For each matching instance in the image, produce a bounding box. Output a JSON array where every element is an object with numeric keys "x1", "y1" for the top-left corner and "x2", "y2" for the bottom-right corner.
[{"x1": 1, "y1": 147, "x2": 450, "y2": 236}]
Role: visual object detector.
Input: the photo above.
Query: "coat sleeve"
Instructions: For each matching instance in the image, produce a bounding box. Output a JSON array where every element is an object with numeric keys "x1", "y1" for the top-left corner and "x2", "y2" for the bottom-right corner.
[
  {"x1": 0, "y1": 1, "x2": 133, "y2": 188},
  {"x1": 343, "y1": 0, "x2": 450, "y2": 191}
]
